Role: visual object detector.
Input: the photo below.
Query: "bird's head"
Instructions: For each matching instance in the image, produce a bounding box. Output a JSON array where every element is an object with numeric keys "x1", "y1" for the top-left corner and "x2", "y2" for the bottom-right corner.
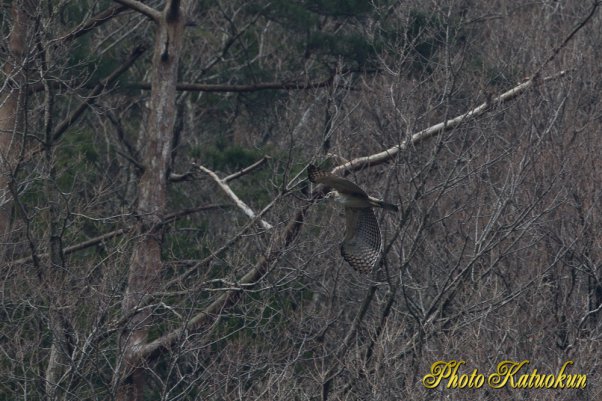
[{"x1": 324, "y1": 190, "x2": 343, "y2": 204}]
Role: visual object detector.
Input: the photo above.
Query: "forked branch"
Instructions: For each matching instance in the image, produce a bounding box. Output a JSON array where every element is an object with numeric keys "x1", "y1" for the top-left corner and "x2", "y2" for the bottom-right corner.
[{"x1": 194, "y1": 160, "x2": 273, "y2": 230}]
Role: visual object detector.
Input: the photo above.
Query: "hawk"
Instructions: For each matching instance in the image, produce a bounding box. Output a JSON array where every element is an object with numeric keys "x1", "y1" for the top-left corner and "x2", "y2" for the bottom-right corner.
[{"x1": 308, "y1": 164, "x2": 398, "y2": 273}]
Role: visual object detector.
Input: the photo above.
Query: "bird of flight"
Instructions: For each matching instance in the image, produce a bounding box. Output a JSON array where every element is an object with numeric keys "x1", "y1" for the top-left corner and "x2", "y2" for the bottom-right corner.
[{"x1": 308, "y1": 164, "x2": 398, "y2": 273}]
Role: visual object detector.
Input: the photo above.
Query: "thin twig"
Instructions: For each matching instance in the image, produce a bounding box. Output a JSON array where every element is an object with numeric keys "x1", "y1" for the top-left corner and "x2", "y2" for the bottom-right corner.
[
  {"x1": 57, "y1": 5, "x2": 128, "y2": 43},
  {"x1": 531, "y1": 0, "x2": 600, "y2": 79},
  {"x1": 7, "y1": 204, "x2": 225, "y2": 266},
  {"x1": 52, "y1": 45, "x2": 147, "y2": 142}
]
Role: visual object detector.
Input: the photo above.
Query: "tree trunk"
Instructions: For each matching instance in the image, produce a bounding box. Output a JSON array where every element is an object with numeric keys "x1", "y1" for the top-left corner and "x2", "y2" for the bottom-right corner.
[
  {"x1": 117, "y1": 2, "x2": 187, "y2": 400},
  {"x1": 0, "y1": 1, "x2": 31, "y2": 256}
]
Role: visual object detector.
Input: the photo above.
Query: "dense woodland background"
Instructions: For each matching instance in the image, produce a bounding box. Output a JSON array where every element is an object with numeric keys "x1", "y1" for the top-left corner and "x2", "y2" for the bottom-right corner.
[{"x1": 1, "y1": 0, "x2": 601, "y2": 400}]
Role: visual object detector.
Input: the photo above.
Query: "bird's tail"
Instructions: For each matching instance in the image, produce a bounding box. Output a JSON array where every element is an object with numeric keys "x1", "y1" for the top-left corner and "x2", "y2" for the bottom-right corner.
[{"x1": 369, "y1": 198, "x2": 399, "y2": 212}]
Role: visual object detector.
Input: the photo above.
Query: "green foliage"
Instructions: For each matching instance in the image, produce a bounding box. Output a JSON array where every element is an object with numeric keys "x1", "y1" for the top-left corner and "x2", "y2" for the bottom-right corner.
[
  {"x1": 247, "y1": 0, "x2": 385, "y2": 68},
  {"x1": 68, "y1": 40, "x2": 123, "y2": 82},
  {"x1": 58, "y1": 2, "x2": 122, "y2": 82},
  {"x1": 257, "y1": 0, "x2": 374, "y2": 23},
  {"x1": 240, "y1": 89, "x2": 288, "y2": 117},
  {"x1": 250, "y1": 1, "x2": 320, "y2": 31},
  {"x1": 192, "y1": 140, "x2": 264, "y2": 172},
  {"x1": 163, "y1": 218, "x2": 209, "y2": 261},
  {"x1": 407, "y1": 10, "x2": 445, "y2": 63},
  {"x1": 308, "y1": 31, "x2": 377, "y2": 67},
  {"x1": 305, "y1": 0, "x2": 373, "y2": 16},
  {"x1": 55, "y1": 127, "x2": 102, "y2": 192},
  {"x1": 374, "y1": 8, "x2": 467, "y2": 75}
]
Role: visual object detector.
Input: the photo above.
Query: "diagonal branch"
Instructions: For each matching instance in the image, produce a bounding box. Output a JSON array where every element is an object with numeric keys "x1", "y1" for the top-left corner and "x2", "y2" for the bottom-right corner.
[
  {"x1": 165, "y1": 193, "x2": 283, "y2": 288},
  {"x1": 8, "y1": 204, "x2": 225, "y2": 266},
  {"x1": 194, "y1": 162, "x2": 273, "y2": 230},
  {"x1": 223, "y1": 155, "x2": 270, "y2": 183},
  {"x1": 112, "y1": 0, "x2": 161, "y2": 21},
  {"x1": 322, "y1": 285, "x2": 377, "y2": 400},
  {"x1": 58, "y1": 5, "x2": 128, "y2": 43},
  {"x1": 531, "y1": 0, "x2": 600, "y2": 79},
  {"x1": 136, "y1": 204, "x2": 310, "y2": 361},
  {"x1": 332, "y1": 70, "x2": 571, "y2": 176},
  {"x1": 332, "y1": 3, "x2": 599, "y2": 176},
  {"x1": 52, "y1": 45, "x2": 147, "y2": 142}
]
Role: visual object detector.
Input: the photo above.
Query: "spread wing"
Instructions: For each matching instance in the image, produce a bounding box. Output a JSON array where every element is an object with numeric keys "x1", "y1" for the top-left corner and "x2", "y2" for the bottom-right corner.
[
  {"x1": 340, "y1": 207, "x2": 382, "y2": 273},
  {"x1": 307, "y1": 164, "x2": 367, "y2": 196}
]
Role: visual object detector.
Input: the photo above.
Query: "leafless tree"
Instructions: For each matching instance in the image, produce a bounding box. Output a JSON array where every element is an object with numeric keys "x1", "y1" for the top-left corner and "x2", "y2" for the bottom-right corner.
[{"x1": 1, "y1": 1, "x2": 601, "y2": 400}]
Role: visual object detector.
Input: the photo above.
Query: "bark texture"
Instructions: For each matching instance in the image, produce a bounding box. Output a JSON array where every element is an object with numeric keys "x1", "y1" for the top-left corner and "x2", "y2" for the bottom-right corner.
[
  {"x1": 0, "y1": 1, "x2": 31, "y2": 254},
  {"x1": 117, "y1": 1, "x2": 187, "y2": 400}
]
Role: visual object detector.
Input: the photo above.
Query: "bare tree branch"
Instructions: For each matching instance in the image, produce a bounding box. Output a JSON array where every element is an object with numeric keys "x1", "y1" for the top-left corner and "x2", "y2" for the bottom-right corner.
[
  {"x1": 322, "y1": 285, "x2": 378, "y2": 400},
  {"x1": 119, "y1": 64, "x2": 577, "y2": 391},
  {"x1": 121, "y1": 68, "x2": 576, "y2": 372},
  {"x1": 52, "y1": 45, "x2": 147, "y2": 142},
  {"x1": 58, "y1": 5, "x2": 128, "y2": 43},
  {"x1": 6, "y1": 2, "x2": 600, "y2": 398},
  {"x1": 8, "y1": 204, "x2": 225, "y2": 266},
  {"x1": 112, "y1": 0, "x2": 161, "y2": 21},
  {"x1": 332, "y1": 70, "x2": 571, "y2": 176},
  {"x1": 136, "y1": 204, "x2": 310, "y2": 361},
  {"x1": 223, "y1": 155, "x2": 271, "y2": 183},
  {"x1": 30, "y1": 77, "x2": 340, "y2": 95},
  {"x1": 128, "y1": 77, "x2": 335, "y2": 92},
  {"x1": 165, "y1": 194, "x2": 283, "y2": 287},
  {"x1": 531, "y1": 0, "x2": 600, "y2": 79},
  {"x1": 194, "y1": 162, "x2": 273, "y2": 230}
]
